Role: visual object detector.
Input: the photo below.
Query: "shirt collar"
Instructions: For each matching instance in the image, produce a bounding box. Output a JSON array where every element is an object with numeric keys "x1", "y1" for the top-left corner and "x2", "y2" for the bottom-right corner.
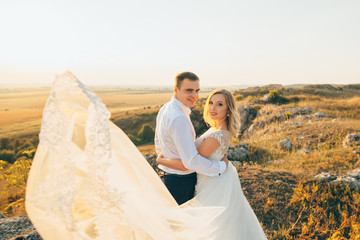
[{"x1": 171, "y1": 96, "x2": 191, "y2": 115}]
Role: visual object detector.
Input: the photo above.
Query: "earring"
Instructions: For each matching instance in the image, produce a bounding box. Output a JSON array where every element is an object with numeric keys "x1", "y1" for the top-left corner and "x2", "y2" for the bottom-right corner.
[{"x1": 227, "y1": 113, "x2": 230, "y2": 117}]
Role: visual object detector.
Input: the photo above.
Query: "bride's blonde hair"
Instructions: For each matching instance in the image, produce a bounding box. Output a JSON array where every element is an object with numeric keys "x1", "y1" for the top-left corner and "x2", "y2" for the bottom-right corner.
[{"x1": 203, "y1": 89, "x2": 240, "y2": 138}]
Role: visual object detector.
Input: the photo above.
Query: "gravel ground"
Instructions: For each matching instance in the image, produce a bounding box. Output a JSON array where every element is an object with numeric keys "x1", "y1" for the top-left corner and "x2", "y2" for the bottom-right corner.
[{"x1": 0, "y1": 215, "x2": 41, "y2": 240}]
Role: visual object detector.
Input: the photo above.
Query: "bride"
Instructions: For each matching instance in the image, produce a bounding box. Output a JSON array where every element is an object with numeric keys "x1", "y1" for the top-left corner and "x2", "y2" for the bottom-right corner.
[
  {"x1": 25, "y1": 71, "x2": 267, "y2": 239},
  {"x1": 157, "y1": 88, "x2": 267, "y2": 240}
]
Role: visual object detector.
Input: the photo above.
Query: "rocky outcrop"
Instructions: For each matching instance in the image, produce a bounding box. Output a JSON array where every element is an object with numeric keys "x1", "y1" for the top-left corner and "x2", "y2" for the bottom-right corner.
[
  {"x1": 238, "y1": 106, "x2": 257, "y2": 135},
  {"x1": 343, "y1": 133, "x2": 360, "y2": 148},
  {"x1": 315, "y1": 169, "x2": 360, "y2": 190},
  {"x1": 313, "y1": 112, "x2": 331, "y2": 118},
  {"x1": 245, "y1": 107, "x2": 313, "y2": 133},
  {"x1": 0, "y1": 215, "x2": 41, "y2": 240},
  {"x1": 315, "y1": 172, "x2": 337, "y2": 183},
  {"x1": 278, "y1": 139, "x2": 292, "y2": 151},
  {"x1": 227, "y1": 145, "x2": 250, "y2": 161}
]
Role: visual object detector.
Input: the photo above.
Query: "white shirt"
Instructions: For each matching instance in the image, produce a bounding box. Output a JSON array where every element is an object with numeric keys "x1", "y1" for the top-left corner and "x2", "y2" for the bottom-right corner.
[{"x1": 155, "y1": 97, "x2": 226, "y2": 177}]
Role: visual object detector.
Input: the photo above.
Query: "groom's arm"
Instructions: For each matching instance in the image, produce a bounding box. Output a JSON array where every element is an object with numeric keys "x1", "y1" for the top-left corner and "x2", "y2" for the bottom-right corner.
[{"x1": 170, "y1": 116, "x2": 226, "y2": 177}]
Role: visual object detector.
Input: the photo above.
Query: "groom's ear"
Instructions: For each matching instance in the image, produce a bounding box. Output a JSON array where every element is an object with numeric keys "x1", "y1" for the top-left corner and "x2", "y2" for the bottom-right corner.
[{"x1": 174, "y1": 86, "x2": 179, "y2": 94}]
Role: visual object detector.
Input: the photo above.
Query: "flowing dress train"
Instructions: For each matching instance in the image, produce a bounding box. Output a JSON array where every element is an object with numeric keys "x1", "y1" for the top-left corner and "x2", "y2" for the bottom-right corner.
[{"x1": 25, "y1": 72, "x2": 223, "y2": 240}]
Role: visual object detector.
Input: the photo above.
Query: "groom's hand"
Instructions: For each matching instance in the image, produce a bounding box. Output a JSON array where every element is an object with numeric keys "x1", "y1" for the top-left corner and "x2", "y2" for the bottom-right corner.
[
  {"x1": 222, "y1": 154, "x2": 229, "y2": 167},
  {"x1": 156, "y1": 152, "x2": 164, "y2": 164}
]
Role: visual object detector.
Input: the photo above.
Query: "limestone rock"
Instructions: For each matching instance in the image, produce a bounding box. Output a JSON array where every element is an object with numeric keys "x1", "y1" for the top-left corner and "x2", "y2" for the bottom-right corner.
[
  {"x1": 343, "y1": 133, "x2": 360, "y2": 148},
  {"x1": 296, "y1": 148, "x2": 310, "y2": 155},
  {"x1": 315, "y1": 172, "x2": 337, "y2": 182},
  {"x1": 238, "y1": 106, "x2": 257, "y2": 135},
  {"x1": 278, "y1": 139, "x2": 292, "y2": 151},
  {"x1": 313, "y1": 112, "x2": 331, "y2": 118},
  {"x1": 333, "y1": 177, "x2": 360, "y2": 190},
  {"x1": 227, "y1": 147, "x2": 250, "y2": 161},
  {"x1": 0, "y1": 215, "x2": 41, "y2": 240}
]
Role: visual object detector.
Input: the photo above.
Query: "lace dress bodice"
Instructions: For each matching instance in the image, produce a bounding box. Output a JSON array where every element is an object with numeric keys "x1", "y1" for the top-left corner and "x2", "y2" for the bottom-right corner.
[{"x1": 195, "y1": 127, "x2": 230, "y2": 162}]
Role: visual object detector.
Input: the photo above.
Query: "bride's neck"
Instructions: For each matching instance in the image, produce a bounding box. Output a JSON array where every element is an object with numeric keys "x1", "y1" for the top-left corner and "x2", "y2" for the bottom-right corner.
[{"x1": 212, "y1": 119, "x2": 228, "y2": 131}]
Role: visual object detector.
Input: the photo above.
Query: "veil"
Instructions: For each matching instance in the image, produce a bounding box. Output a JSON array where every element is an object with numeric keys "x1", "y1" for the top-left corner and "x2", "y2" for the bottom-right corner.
[{"x1": 25, "y1": 71, "x2": 223, "y2": 240}]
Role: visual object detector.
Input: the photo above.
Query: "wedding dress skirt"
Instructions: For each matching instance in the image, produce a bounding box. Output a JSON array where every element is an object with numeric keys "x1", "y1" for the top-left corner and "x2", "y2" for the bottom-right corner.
[
  {"x1": 183, "y1": 128, "x2": 268, "y2": 240},
  {"x1": 25, "y1": 72, "x2": 223, "y2": 240}
]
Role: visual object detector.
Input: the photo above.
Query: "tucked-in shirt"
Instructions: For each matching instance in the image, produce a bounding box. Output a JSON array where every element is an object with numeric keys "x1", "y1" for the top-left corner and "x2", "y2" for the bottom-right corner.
[{"x1": 155, "y1": 97, "x2": 226, "y2": 176}]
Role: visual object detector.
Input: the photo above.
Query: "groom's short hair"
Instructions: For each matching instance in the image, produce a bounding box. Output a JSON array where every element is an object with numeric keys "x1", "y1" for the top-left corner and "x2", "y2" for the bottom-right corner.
[{"x1": 175, "y1": 72, "x2": 199, "y2": 89}]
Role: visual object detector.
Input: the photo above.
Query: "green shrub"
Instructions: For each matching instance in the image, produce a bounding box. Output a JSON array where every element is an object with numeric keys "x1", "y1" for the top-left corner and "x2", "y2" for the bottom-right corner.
[
  {"x1": 138, "y1": 124, "x2": 155, "y2": 143},
  {"x1": 0, "y1": 149, "x2": 16, "y2": 164},
  {"x1": 268, "y1": 90, "x2": 289, "y2": 104},
  {"x1": 234, "y1": 94, "x2": 244, "y2": 101},
  {"x1": 128, "y1": 134, "x2": 142, "y2": 145}
]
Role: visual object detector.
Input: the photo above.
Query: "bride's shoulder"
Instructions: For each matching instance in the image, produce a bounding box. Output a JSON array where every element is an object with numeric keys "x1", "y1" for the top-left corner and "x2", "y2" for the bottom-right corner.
[{"x1": 202, "y1": 128, "x2": 229, "y2": 144}]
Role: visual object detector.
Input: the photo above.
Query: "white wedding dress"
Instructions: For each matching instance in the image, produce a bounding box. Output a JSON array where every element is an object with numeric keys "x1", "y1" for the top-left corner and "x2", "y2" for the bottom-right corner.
[
  {"x1": 183, "y1": 128, "x2": 268, "y2": 239},
  {"x1": 25, "y1": 71, "x2": 267, "y2": 240}
]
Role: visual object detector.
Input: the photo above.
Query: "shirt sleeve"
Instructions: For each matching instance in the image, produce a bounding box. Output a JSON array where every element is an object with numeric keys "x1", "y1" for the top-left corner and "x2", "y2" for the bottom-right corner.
[
  {"x1": 170, "y1": 116, "x2": 226, "y2": 177},
  {"x1": 154, "y1": 131, "x2": 161, "y2": 155}
]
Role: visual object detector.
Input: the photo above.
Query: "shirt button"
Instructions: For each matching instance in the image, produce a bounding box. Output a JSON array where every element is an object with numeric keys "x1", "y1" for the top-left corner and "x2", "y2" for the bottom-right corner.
[{"x1": 218, "y1": 173, "x2": 221, "y2": 176}]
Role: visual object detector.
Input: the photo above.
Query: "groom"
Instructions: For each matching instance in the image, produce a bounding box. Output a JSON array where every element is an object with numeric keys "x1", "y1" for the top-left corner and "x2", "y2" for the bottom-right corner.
[{"x1": 155, "y1": 72, "x2": 228, "y2": 205}]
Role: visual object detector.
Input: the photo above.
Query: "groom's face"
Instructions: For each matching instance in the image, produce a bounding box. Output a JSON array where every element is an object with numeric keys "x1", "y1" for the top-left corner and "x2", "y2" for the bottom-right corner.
[{"x1": 174, "y1": 79, "x2": 200, "y2": 108}]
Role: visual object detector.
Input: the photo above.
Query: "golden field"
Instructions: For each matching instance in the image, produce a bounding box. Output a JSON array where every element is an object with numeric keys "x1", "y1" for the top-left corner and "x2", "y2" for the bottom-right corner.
[{"x1": 0, "y1": 87, "x2": 211, "y2": 137}]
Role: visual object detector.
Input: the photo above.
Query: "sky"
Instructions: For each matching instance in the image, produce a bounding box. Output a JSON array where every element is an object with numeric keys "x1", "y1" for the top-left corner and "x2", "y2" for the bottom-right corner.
[{"x1": 0, "y1": 0, "x2": 359, "y2": 87}]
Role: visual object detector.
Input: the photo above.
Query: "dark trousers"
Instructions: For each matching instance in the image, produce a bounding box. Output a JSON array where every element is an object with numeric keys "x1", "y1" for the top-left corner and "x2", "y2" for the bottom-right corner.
[{"x1": 163, "y1": 172, "x2": 197, "y2": 205}]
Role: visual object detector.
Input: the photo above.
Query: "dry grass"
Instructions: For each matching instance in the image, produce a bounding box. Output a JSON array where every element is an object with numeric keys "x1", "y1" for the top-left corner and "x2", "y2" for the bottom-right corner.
[
  {"x1": 241, "y1": 107, "x2": 360, "y2": 177},
  {"x1": 288, "y1": 95, "x2": 360, "y2": 119},
  {"x1": 137, "y1": 144, "x2": 156, "y2": 155}
]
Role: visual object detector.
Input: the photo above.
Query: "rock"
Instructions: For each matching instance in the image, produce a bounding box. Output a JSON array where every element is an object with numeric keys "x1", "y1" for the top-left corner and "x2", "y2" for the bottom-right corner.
[
  {"x1": 248, "y1": 121, "x2": 266, "y2": 133},
  {"x1": 227, "y1": 147, "x2": 250, "y2": 161},
  {"x1": 313, "y1": 112, "x2": 331, "y2": 118},
  {"x1": 295, "y1": 115, "x2": 312, "y2": 120},
  {"x1": 348, "y1": 169, "x2": 360, "y2": 179},
  {"x1": 238, "y1": 106, "x2": 257, "y2": 135},
  {"x1": 290, "y1": 107, "x2": 312, "y2": 116},
  {"x1": 0, "y1": 215, "x2": 41, "y2": 240},
  {"x1": 278, "y1": 139, "x2": 292, "y2": 151},
  {"x1": 296, "y1": 148, "x2": 310, "y2": 155},
  {"x1": 315, "y1": 172, "x2": 337, "y2": 182},
  {"x1": 343, "y1": 133, "x2": 360, "y2": 148},
  {"x1": 263, "y1": 94, "x2": 270, "y2": 102},
  {"x1": 315, "y1": 170, "x2": 360, "y2": 190},
  {"x1": 333, "y1": 177, "x2": 360, "y2": 190}
]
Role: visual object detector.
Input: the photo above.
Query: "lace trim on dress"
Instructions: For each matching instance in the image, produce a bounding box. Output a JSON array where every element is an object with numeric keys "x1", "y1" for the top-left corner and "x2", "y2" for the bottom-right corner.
[
  {"x1": 208, "y1": 130, "x2": 229, "y2": 159},
  {"x1": 31, "y1": 71, "x2": 128, "y2": 238}
]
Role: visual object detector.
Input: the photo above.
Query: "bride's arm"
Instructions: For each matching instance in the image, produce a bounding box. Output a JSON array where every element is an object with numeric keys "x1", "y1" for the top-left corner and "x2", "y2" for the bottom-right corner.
[{"x1": 156, "y1": 137, "x2": 221, "y2": 171}]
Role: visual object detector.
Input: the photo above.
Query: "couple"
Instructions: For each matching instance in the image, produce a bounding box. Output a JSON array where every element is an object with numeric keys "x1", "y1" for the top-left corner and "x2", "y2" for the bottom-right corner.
[
  {"x1": 25, "y1": 71, "x2": 266, "y2": 239},
  {"x1": 155, "y1": 72, "x2": 267, "y2": 239}
]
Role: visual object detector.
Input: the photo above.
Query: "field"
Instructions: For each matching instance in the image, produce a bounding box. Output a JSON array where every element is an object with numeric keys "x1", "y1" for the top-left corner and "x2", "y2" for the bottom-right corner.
[
  {"x1": 0, "y1": 87, "x2": 211, "y2": 137},
  {"x1": 1, "y1": 84, "x2": 360, "y2": 239}
]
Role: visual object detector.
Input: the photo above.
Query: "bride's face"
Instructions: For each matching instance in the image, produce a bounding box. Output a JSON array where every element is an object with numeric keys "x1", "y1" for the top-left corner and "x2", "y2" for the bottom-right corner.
[{"x1": 208, "y1": 94, "x2": 228, "y2": 121}]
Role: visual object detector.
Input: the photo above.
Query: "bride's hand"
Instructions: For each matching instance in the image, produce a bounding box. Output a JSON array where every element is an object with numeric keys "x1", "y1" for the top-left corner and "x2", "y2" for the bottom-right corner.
[
  {"x1": 156, "y1": 152, "x2": 164, "y2": 164},
  {"x1": 222, "y1": 154, "x2": 229, "y2": 167}
]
